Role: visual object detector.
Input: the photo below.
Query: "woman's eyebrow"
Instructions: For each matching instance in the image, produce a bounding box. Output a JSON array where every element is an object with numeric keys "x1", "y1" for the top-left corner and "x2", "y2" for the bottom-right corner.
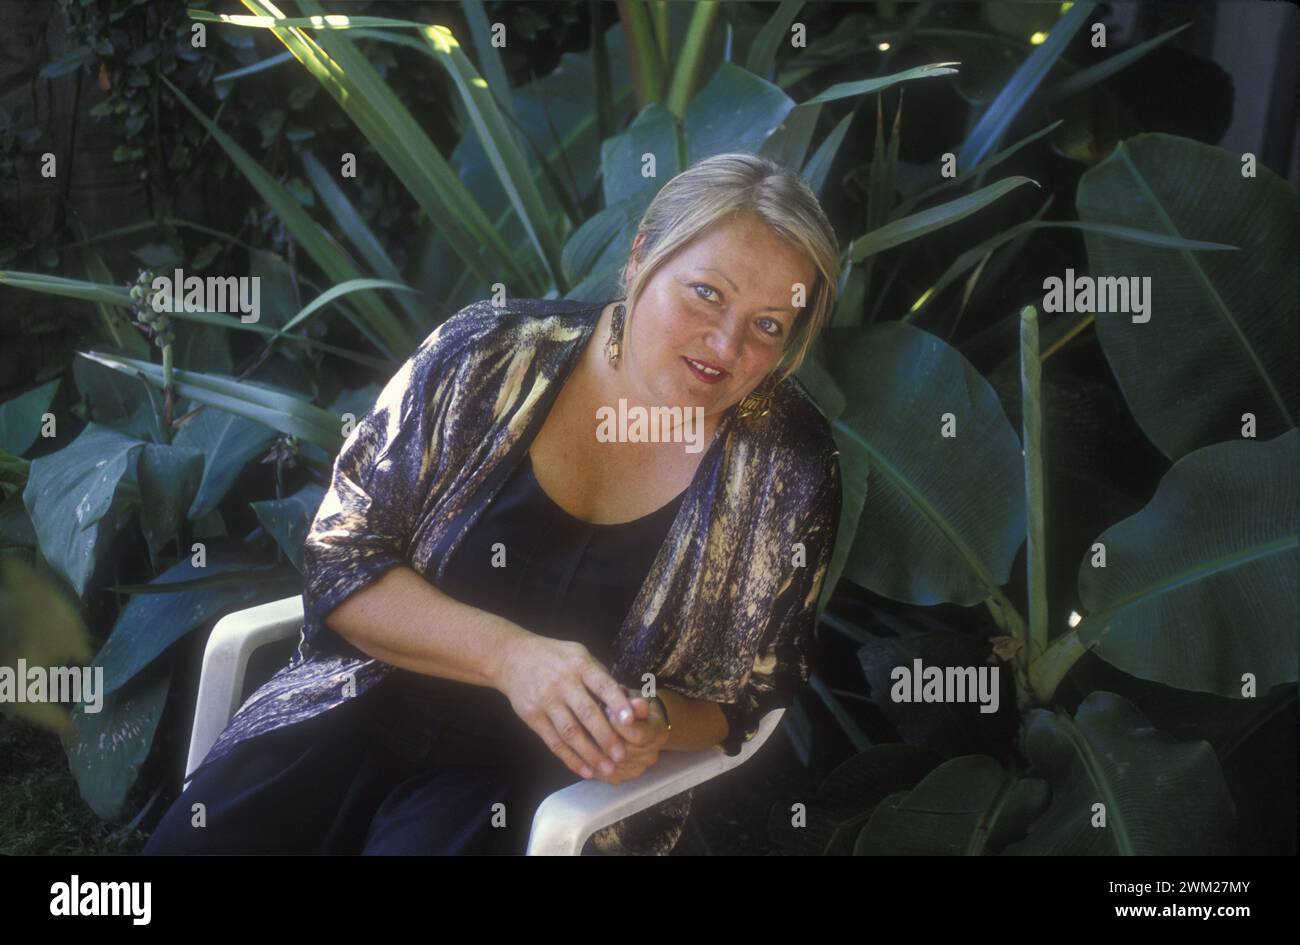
[{"x1": 696, "y1": 268, "x2": 795, "y2": 313}]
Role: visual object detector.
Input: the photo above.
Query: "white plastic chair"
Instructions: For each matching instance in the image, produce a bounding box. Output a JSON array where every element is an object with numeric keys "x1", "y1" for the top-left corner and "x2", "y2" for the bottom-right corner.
[{"x1": 185, "y1": 595, "x2": 787, "y2": 855}]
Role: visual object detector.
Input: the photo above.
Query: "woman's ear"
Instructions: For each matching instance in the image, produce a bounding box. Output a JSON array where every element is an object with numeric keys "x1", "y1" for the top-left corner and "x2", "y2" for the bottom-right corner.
[{"x1": 624, "y1": 233, "x2": 646, "y2": 283}]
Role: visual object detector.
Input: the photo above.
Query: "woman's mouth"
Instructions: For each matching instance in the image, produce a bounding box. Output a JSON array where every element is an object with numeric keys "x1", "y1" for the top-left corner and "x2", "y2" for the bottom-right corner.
[{"x1": 682, "y1": 356, "x2": 728, "y2": 384}]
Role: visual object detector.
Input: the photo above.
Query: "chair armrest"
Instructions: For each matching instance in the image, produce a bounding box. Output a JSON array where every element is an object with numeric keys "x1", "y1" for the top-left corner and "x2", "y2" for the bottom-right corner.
[
  {"x1": 525, "y1": 706, "x2": 786, "y2": 855},
  {"x1": 184, "y1": 595, "x2": 305, "y2": 788}
]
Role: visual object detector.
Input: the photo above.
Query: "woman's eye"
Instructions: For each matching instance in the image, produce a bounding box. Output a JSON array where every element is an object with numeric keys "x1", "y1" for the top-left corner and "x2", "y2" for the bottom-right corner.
[
  {"x1": 692, "y1": 284, "x2": 718, "y2": 303},
  {"x1": 759, "y1": 317, "x2": 782, "y2": 337}
]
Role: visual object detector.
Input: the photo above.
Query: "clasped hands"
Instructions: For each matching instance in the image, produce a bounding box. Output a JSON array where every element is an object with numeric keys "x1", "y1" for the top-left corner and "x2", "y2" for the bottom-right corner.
[
  {"x1": 595, "y1": 685, "x2": 670, "y2": 785},
  {"x1": 496, "y1": 636, "x2": 670, "y2": 785}
]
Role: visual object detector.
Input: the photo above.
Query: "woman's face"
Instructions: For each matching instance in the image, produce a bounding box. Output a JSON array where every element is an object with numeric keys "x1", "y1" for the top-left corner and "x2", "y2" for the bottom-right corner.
[{"x1": 622, "y1": 213, "x2": 819, "y2": 420}]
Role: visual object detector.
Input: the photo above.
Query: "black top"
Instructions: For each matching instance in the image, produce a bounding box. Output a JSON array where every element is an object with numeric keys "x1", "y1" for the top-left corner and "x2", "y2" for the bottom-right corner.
[{"x1": 381, "y1": 447, "x2": 686, "y2": 764}]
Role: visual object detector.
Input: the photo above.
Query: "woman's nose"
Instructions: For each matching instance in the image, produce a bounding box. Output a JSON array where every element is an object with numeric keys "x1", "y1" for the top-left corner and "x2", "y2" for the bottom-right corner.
[{"x1": 704, "y1": 313, "x2": 746, "y2": 365}]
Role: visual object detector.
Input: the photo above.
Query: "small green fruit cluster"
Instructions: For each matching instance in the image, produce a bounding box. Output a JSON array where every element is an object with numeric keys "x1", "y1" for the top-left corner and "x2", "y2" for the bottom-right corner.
[{"x1": 128, "y1": 269, "x2": 174, "y2": 348}]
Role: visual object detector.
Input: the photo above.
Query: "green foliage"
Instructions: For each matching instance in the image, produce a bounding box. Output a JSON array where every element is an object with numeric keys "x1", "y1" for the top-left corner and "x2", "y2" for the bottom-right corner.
[{"x1": 0, "y1": 1, "x2": 1292, "y2": 856}]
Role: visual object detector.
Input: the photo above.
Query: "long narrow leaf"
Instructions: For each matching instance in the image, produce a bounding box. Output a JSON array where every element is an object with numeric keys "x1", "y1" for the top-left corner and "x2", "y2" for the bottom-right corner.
[
  {"x1": 160, "y1": 307, "x2": 391, "y2": 369},
  {"x1": 233, "y1": 0, "x2": 538, "y2": 295},
  {"x1": 850, "y1": 176, "x2": 1039, "y2": 262},
  {"x1": 904, "y1": 220, "x2": 1239, "y2": 321},
  {"x1": 0, "y1": 271, "x2": 388, "y2": 369},
  {"x1": 161, "y1": 76, "x2": 412, "y2": 359},
  {"x1": 343, "y1": 21, "x2": 638, "y2": 290},
  {"x1": 1042, "y1": 22, "x2": 1192, "y2": 103},
  {"x1": 80, "y1": 350, "x2": 338, "y2": 425},
  {"x1": 958, "y1": 1, "x2": 1097, "y2": 169},
  {"x1": 66, "y1": 214, "x2": 151, "y2": 356},
  {"x1": 213, "y1": 50, "x2": 295, "y2": 83},
  {"x1": 77, "y1": 351, "x2": 343, "y2": 449},
  {"x1": 0, "y1": 271, "x2": 130, "y2": 307},
  {"x1": 804, "y1": 61, "x2": 959, "y2": 104},
  {"x1": 664, "y1": 1, "x2": 721, "y2": 118},
  {"x1": 61, "y1": 217, "x2": 260, "y2": 255},
  {"x1": 300, "y1": 151, "x2": 428, "y2": 334},
  {"x1": 293, "y1": 0, "x2": 538, "y2": 288},
  {"x1": 802, "y1": 111, "x2": 853, "y2": 197},
  {"x1": 276, "y1": 278, "x2": 417, "y2": 336},
  {"x1": 457, "y1": 0, "x2": 517, "y2": 126},
  {"x1": 422, "y1": 24, "x2": 567, "y2": 289},
  {"x1": 746, "y1": 0, "x2": 804, "y2": 81},
  {"x1": 189, "y1": 10, "x2": 427, "y2": 29},
  {"x1": 895, "y1": 120, "x2": 1064, "y2": 220},
  {"x1": 621, "y1": 0, "x2": 666, "y2": 107}
]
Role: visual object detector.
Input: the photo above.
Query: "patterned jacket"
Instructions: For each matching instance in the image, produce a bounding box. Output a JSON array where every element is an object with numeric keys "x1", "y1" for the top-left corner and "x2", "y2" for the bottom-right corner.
[{"x1": 199, "y1": 296, "x2": 843, "y2": 855}]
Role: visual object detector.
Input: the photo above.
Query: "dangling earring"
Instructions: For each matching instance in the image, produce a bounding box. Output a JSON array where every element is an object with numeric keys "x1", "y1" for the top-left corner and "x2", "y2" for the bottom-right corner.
[
  {"x1": 737, "y1": 374, "x2": 777, "y2": 420},
  {"x1": 604, "y1": 301, "x2": 627, "y2": 366}
]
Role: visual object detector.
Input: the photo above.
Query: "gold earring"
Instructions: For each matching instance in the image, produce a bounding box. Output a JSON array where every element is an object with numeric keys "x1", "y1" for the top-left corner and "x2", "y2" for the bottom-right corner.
[
  {"x1": 737, "y1": 375, "x2": 777, "y2": 420},
  {"x1": 604, "y1": 301, "x2": 627, "y2": 366}
]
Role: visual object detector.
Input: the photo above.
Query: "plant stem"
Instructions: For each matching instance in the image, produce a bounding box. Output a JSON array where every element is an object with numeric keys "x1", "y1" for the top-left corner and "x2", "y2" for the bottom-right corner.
[
  {"x1": 161, "y1": 341, "x2": 174, "y2": 443},
  {"x1": 665, "y1": 1, "x2": 719, "y2": 118},
  {"x1": 1020, "y1": 305, "x2": 1049, "y2": 671},
  {"x1": 618, "y1": 0, "x2": 665, "y2": 108}
]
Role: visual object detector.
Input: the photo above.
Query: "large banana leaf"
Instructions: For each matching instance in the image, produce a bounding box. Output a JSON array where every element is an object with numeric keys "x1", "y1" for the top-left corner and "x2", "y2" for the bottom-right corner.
[
  {"x1": 602, "y1": 103, "x2": 681, "y2": 208},
  {"x1": 1076, "y1": 133, "x2": 1298, "y2": 460},
  {"x1": 95, "y1": 550, "x2": 287, "y2": 697},
  {"x1": 170, "y1": 405, "x2": 279, "y2": 521},
  {"x1": 685, "y1": 62, "x2": 795, "y2": 164},
  {"x1": 855, "y1": 754, "x2": 1049, "y2": 855},
  {"x1": 61, "y1": 664, "x2": 171, "y2": 821},
  {"x1": 563, "y1": 193, "x2": 653, "y2": 302},
  {"x1": 767, "y1": 743, "x2": 945, "y2": 855},
  {"x1": 823, "y1": 322, "x2": 1026, "y2": 610},
  {"x1": 250, "y1": 482, "x2": 327, "y2": 573},
  {"x1": 1047, "y1": 430, "x2": 1297, "y2": 699},
  {"x1": 21, "y1": 424, "x2": 143, "y2": 598},
  {"x1": 1005, "y1": 691, "x2": 1234, "y2": 854},
  {"x1": 795, "y1": 341, "x2": 865, "y2": 618},
  {"x1": 136, "y1": 442, "x2": 205, "y2": 567},
  {"x1": 0, "y1": 379, "x2": 60, "y2": 456}
]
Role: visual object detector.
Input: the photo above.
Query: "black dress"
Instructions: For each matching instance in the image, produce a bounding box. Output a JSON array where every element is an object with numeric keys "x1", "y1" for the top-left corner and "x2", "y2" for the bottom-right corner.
[{"x1": 142, "y1": 450, "x2": 686, "y2": 856}]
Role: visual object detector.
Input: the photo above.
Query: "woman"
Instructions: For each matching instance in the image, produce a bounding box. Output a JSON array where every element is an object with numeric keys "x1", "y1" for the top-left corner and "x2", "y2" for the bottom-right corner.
[{"x1": 143, "y1": 152, "x2": 843, "y2": 856}]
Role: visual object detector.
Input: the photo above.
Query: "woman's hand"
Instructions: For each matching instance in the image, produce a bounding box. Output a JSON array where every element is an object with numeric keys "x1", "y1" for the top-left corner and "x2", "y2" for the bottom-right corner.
[
  {"x1": 596, "y1": 686, "x2": 670, "y2": 785},
  {"x1": 494, "y1": 633, "x2": 639, "y2": 781}
]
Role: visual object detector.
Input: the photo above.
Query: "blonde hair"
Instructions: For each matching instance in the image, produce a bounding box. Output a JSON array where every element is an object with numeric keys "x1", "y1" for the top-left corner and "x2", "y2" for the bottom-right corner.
[{"x1": 616, "y1": 152, "x2": 841, "y2": 387}]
